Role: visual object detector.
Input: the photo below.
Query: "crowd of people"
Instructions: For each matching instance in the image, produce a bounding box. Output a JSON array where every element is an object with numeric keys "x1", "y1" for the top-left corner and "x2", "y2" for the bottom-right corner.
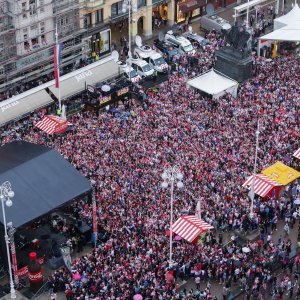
[{"x1": 1, "y1": 27, "x2": 300, "y2": 299}]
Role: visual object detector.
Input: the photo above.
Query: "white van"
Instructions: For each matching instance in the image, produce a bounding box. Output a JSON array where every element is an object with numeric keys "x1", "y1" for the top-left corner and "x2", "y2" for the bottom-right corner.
[
  {"x1": 128, "y1": 58, "x2": 155, "y2": 79},
  {"x1": 200, "y1": 15, "x2": 231, "y2": 33},
  {"x1": 134, "y1": 36, "x2": 168, "y2": 73},
  {"x1": 164, "y1": 31, "x2": 196, "y2": 55},
  {"x1": 117, "y1": 61, "x2": 141, "y2": 83}
]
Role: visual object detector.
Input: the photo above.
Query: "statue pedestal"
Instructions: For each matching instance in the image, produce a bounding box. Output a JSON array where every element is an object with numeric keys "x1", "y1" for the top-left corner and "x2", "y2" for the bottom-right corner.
[{"x1": 215, "y1": 46, "x2": 253, "y2": 82}]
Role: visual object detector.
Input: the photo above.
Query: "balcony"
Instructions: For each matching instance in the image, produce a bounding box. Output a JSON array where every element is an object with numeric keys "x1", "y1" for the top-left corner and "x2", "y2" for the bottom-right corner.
[
  {"x1": 0, "y1": 24, "x2": 15, "y2": 33},
  {"x1": 84, "y1": 0, "x2": 105, "y2": 9}
]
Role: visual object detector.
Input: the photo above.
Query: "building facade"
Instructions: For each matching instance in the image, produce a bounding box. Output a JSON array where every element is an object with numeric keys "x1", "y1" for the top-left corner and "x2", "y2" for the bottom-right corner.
[{"x1": 0, "y1": 0, "x2": 234, "y2": 96}]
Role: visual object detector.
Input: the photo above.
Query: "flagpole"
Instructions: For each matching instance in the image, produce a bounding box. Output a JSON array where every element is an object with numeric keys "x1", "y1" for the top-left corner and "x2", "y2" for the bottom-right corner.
[{"x1": 55, "y1": 23, "x2": 62, "y2": 111}]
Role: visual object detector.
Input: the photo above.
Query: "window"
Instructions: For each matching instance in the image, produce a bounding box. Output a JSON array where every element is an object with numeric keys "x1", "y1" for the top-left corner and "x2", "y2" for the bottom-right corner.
[
  {"x1": 41, "y1": 34, "x2": 47, "y2": 45},
  {"x1": 29, "y1": 0, "x2": 36, "y2": 15},
  {"x1": 40, "y1": 22, "x2": 45, "y2": 33},
  {"x1": 23, "y1": 13, "x2": 27, "y2": 19},
  {"x1": 24, "y1": 41, "x2": 30, "y2": 50},
  {"x1": 23, "y1": 34, "x2": 28, "y2": 40},
  {"x1": 111, "y1": 1, "x2": 124, "y2": 18},
  {"x1": 40, "y1": 7, "x2": 44, "y2": 13},
  {"x1": 95, "y1": 9, "x2": 103, "y2": 23},
  {"x1": 84, "y1": 13, "x2": 92, "y2": 28},
  {"x1": 39, "y1": 0, "x2": 44, "y2": 5},
  {"x1": 30, "y1": 24, "x2": 37, "y2": 31},
  {"x1": 22, "y1": 2, "x2": 26, "y2": 11},
  {"x1": 137, "y1": 0, "x2": 146, "y2": 8}
]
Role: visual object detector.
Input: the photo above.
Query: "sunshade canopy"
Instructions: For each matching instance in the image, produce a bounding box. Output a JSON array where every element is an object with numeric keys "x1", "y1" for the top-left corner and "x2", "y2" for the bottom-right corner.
[
  {"x1": 259, "y1": 20, "x2": 300, "y2": 42},
  {"x1": 0, "y1": 141, "x2": 91, "y2": 228},
  {"x1": 261, "y1": 161, "x2": 300, "y2": 185},
  {"x1": 0, "y1": 88, "x2": 53, "y2": 126},
  {"x1": 35, "y1": 115, "x2": 69, "y2": 135},
  {"x1": 293, "y1": 148, "x2": 300, "y2": 160},
  {"x1": 242, "y1": 174, "x2": 281, "y2": 198},
  {"x1": 187, "y1": 69, "x2": 238, "y2": 98},
  {"x1": 172, "y1": 215, "x2": 213, "y2": 243},
  {"x1": 274, "y1": 3, "x2": 300, "y2": 30},
  {"x1": 48, "y1": 56, "x2": 119, "y2": 100}
]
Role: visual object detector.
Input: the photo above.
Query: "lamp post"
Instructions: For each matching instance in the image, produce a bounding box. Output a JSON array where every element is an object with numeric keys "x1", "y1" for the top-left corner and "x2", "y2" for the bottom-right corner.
[
  {"x1": 0, "y1": 181, "x2": 16, "y2": 299},
  {"x1": 122, "y1": 0, "x2": 137, "y2": 59},
  {"x1": 161, "y1": 166, "x2": 184, "y2": 268},
  {"x1": 122, "y1": 0, "x2": 137, "y2": 82},
  {"x1": 249, "y1": 121, "x2": 260, "y2": 219}
]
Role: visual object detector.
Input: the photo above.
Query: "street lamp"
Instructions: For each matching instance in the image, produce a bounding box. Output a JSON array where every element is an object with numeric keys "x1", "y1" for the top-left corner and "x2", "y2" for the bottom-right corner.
[
  {"x1": 161, "y1": 166, "x2": 184, "y2": 268},
  {"x1": 0, "y1": 181, "x2": 16, "y2": 299},
  {"x1": 249, "y1": 121, "x2": 260, "y2": 219}
]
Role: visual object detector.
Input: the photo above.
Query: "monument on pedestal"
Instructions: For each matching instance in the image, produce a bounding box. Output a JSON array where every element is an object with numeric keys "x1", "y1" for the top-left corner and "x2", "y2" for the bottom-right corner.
[{"x1": 215, "y1": 25, "x2": 253, "y2": 82}]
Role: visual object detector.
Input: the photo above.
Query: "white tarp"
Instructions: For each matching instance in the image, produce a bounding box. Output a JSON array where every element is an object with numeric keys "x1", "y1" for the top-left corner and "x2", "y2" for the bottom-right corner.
[
  {"x1": 187, "y1": 69, "x2": 238, "y2": 99},
  {"x1": 274, "y1": 3, "x2": 300, "y2": 30},
  {"x1": 0, "y1": 88, "x2": 53, "y2": 126},
  {"x1": 259, "y1": 20, "x2": 300, "y2": 41},
  {"x1": 49, "y1": 57, "x2": 120, "y2": 100}
]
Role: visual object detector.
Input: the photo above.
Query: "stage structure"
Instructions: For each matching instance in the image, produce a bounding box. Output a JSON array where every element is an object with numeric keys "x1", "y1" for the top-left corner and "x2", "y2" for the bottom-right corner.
[{"x1": 0, "y1": 141, "x2": 91, "y2": 271}]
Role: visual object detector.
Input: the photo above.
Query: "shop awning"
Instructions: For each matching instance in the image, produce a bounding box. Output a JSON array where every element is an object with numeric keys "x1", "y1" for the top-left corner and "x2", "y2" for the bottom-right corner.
[
  {"x1": 0, "y1": 88, "x2": 53, "y2": 126},
  {"x1": 48, "y1": 57, "x2": 120, "y2": 100},
  {"x1": 179, "y1": 0, "x2": 206, "y2": 14},
  {"x1": 242, "y1": 174, "x2": 281, "y2": 198},
  {"x1": 35, "y1": 115, "x2": 69, "y2": 135},
  {"x1": 172, "y1": 215, "x2": 213, "y2": 243},
  {"x1": 261, "y1": 161, "x2": 300, "y2": 185},
  {"x1": 293, "y1": 148, "x2": 300, "y2": 160}
]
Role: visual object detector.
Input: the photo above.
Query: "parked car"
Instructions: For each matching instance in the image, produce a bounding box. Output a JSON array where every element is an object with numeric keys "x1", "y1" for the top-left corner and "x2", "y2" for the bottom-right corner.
[
  {"x1": 128, "y1": 58, "x2": 155, "y2": 79},
  {"x1": 164, "y1": 31, "x2": 196, "y2": 55},
  {"x1": 117, "y1": 60, "x2": 141, "y2": 83},
  {"x1": 182, "y1": 31, "x2": 210, "y2": 51},
  {"x1": 153, "y1": 39, "x2": 180, "y2": 62}
]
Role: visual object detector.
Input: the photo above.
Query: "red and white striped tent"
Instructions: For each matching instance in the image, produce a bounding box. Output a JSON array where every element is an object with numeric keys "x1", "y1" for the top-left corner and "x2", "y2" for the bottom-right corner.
[
  {"x1": 293, "y1": 148, "x2": 300, "y2": 160},
  {"x1": 172, "y1": 215, "x2": 213, "y2": 243},
  {"x1": 35, "y1": 115, "x2": 69, "y2": 135},
  {"x1": 242, "y1": 174, "x2": 281, "y2": 198}
]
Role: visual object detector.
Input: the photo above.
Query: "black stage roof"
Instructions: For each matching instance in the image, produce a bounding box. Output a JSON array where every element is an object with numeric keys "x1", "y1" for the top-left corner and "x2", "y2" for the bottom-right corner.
[{"x1": 0, "y1": 140, "x2": 91, "y2": 228}]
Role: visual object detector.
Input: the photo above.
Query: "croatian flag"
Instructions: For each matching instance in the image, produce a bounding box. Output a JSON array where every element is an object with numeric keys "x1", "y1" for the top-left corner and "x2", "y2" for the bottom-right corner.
[{"x1": 54, "y1": 43, "x2": 62, "y2": 88}]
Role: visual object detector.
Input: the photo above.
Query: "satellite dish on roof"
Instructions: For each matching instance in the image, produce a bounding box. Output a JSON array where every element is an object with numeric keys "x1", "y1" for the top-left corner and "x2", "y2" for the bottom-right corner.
[
  {"x1": 171, "y1": 24, "x2": 178, "y2": 35},
  {"x1": 158, "y1": 31, "x2": 164, "y2": 42},
  {"x1": 206, "y1": 3, "x2": 214, "y2": 16},
  {"x1": 135, "y1": 35, "x2": 142, "y2": 47},
  {"x1": 111, "y1": 50, "x2": 119, "y2": 62},
  {"x1": 188, "y1": 26, "x2": 193, "y2": 33}
]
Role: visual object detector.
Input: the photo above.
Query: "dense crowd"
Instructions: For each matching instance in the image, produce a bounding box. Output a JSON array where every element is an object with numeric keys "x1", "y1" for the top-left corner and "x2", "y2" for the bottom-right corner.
[{"x1": 1, "y1": 29, "x2": 300, "y2": 299}]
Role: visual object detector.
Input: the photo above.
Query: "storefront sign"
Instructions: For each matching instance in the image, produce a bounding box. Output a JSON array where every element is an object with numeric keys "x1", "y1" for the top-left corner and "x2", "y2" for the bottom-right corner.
[
  {"x1": 87, "y1": 85, "x2": 96, "y2": 94},
  {"x1": 117, "y1": 87, "x2": 129, "y2": 96},
  {"x1": 17, "y1": 257, "x2": 44, "y2": 278},
  {"x1": 100, "y1": 95, "x2": 111, "y2": 104},
  {"x1": 75, "y1": 70, "x2": 93, "y2": 83},
  {"x1": 16, "y1": 49, "x2": 51, "y2": 69},
  {"x1": 1, "y1": 100, "x2": 19, "y2": 113}
]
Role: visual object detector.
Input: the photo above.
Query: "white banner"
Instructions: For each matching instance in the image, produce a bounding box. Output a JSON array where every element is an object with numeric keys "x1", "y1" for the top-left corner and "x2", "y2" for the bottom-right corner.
[{"x1": 60, "y1": 246, "x2": 72, "y2": 271}]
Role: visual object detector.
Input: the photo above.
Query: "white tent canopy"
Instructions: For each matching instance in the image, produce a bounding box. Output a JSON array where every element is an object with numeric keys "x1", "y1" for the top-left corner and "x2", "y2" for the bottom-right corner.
[
  {"x1": 274, "y1": 3, "x2": 300, "y2": 30},
  {"x1": 259, "y1": 20, "x2": 300, "y2": 41},
  {"x1": 187, "y1": 69, "x2": 238, "y2": 99}
]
